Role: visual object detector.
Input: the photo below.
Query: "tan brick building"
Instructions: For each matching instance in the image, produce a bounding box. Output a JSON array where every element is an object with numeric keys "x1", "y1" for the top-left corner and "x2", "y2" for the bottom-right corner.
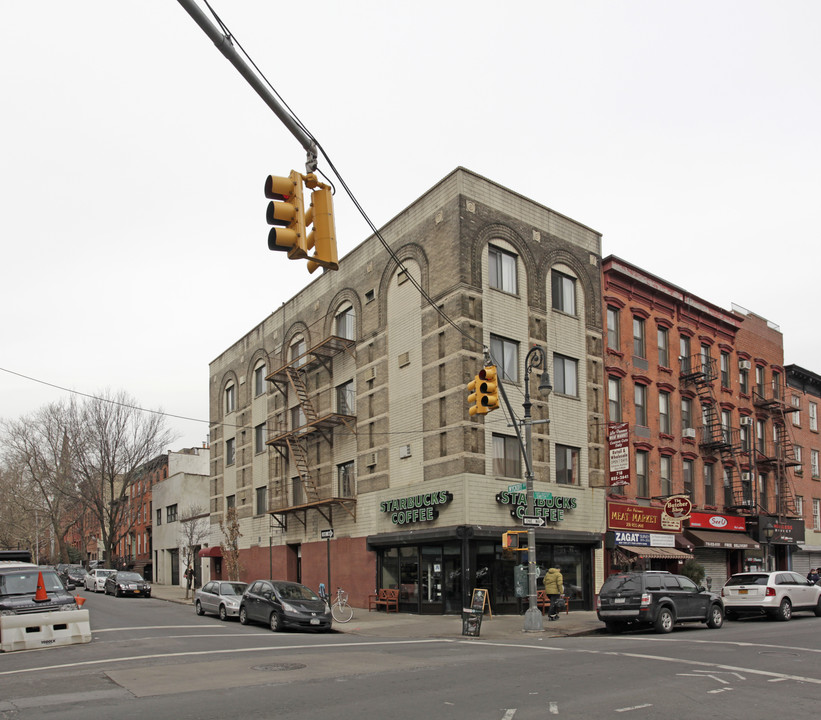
[{"x1": 206, "y1": 168, "x2": 607, "y2": 613}]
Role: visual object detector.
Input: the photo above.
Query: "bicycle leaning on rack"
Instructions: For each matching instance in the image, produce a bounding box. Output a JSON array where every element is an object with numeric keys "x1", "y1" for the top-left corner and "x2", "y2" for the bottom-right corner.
[{"x1": 330, "y1": 586, "x2": 353, "y2": 623}]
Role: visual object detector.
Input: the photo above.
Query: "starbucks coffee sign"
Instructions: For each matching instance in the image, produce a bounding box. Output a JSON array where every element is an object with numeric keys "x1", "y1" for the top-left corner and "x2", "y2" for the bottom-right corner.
[{"x1": 380, "y1": 491, "x2": 453, "y2": 525}]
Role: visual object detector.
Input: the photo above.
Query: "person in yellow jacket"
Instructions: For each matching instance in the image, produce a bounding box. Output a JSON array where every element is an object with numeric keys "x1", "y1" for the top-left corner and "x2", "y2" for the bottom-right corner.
[{"x1": 542, "y1": 567, "x2": 564, "y2": 621}]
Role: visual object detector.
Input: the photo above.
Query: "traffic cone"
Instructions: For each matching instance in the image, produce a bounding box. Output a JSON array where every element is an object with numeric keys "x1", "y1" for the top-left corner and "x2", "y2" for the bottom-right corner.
[
  {"x1": 75, "y1": 595, "x2": 86, "y2": 607},
  {"x1": 34, "y1": 571, "x2": 49, "y2": 602}
]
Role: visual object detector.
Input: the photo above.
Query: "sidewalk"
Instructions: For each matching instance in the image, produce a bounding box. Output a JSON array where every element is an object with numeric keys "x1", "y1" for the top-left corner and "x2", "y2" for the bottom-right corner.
[{"x1": 148, "y1": 583, "x2": 603, "y2": 640}]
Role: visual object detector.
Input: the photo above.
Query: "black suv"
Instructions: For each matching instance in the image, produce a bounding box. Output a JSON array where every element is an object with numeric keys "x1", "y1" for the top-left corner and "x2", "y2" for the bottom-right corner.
[{"x1": 597, "y1": 570, "x2": 724, "y2": 634}]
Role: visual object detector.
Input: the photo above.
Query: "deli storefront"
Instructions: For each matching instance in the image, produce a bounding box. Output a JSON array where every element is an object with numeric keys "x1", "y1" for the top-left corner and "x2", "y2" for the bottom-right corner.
[
  {"x1": 366, "y1": 486, "x2": 601, "y2": 615},
  {"x1": 683, "y1": 512, "x2": 761, "y2": 591}
]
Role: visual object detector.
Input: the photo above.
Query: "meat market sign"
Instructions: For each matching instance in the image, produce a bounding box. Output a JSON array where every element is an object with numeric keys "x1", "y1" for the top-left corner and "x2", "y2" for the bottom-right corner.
[{"x1": 608, "y1": 501, "x2": 685, "y2": 533}]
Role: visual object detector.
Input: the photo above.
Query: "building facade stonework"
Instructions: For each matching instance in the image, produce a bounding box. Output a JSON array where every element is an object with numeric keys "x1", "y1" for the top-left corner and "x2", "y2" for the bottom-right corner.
[{"x1": 207, "y1": 168, "x2": 606, "y2": 613}]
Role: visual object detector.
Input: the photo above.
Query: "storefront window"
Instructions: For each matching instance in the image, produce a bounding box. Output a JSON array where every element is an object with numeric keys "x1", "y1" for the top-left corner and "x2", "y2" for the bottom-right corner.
[{"x1": 399, "y1": 546, "x2": 419, "y2": 604}]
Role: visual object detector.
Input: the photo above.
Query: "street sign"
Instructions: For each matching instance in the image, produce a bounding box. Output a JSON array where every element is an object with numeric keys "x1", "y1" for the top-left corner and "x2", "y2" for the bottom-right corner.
[
  {"x1": 507, "y1": 483, "x2": 526, "y2": 492},
  {"x1": 521, "y1": 516, "x2": 546, "y2": 527},
  {"x1": 321, "y1": 529, "x2": 334, "y2": 539},
  {"x1": 533, "y1": 492, "x2": 553, "y2": 501}
]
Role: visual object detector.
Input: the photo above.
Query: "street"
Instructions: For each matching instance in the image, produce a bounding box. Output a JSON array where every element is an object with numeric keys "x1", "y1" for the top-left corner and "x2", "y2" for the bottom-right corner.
[{"x1": 2, "y1": 593, "x2": 821, "y2": 719}]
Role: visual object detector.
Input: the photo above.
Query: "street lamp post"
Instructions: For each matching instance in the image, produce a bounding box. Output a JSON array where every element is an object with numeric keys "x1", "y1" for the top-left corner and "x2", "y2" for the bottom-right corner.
[
  {"x1": 522, "y1": 346, "x2": 552, "y2": 632},
  {"x1": 763, "y1": 521, "x2": 775, "y2": 571}
]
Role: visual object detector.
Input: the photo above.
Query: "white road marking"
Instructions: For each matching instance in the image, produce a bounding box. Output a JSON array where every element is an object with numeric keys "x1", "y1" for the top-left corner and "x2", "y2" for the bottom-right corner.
[
  {"x1": 548, "y1": 701, "x2": 559, "y2": 714},
  {"x1": 501, "y1": 710, "x2": 516, "y2": 720},
  {"x1": 615, "y1": 703, "x2": 652, "y2": 712}
]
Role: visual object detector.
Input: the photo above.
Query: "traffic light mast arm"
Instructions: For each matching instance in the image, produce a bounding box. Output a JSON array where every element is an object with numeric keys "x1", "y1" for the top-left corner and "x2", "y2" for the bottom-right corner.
[{"x1": 176, "y1": 0, "x2": 318, "y2": 173}]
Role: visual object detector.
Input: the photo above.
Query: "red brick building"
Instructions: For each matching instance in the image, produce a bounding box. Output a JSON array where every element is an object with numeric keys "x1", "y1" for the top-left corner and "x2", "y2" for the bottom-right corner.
[{"x1": 602, "y1": 256, "x2": 802, "y2": 588}]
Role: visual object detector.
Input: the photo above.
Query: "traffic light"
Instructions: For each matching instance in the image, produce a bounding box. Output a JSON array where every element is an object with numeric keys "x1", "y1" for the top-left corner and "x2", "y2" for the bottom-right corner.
[
  {"x1": 502, "y1": 531, "x2": 519, "y2": 549},
  {"x1": 303, "y1": 176, "x2": 338, "y2": 273},
  {"x1": 265, "y1": 170, "x2": 308, "y2": 260},
  {"x1": 467, "y1": 372, "x2": 486, "y2": 415},
  {"x1": 479, "y1": 366, "x2": 499, "y2": 412}
]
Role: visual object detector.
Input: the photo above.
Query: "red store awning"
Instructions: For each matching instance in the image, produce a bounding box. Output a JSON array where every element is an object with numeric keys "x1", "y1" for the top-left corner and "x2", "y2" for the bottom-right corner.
[{"x1": 198, "y1": 546, "x2": 222, "y2": 558}]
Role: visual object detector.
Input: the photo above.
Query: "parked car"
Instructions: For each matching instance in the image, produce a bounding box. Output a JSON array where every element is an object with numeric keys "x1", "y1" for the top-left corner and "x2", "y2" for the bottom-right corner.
[
  {"x1": 104, "y1": 571, "x2": 151, "y2": 598},
  {"x1": 721, "y1": 571, "x2": 821, "y2": 621},
  {"x1": 84, "y1": 568, "x2": 115, "y2": 593},
  {"x1": 239, "y1": 580, "x2": 331, "y2": 632},
  {"x1": 0, "y1": 565, "x2": 80, "y2": 614},
  {"x1": 195, "y1": 581, "x2": 248, "y2": 620},
  {"x1": 597, "y1": 570, "x2": 724, "y2": 634},
  {"x1": 56, "y1": 564, "x2": 87, "y2": 590}
]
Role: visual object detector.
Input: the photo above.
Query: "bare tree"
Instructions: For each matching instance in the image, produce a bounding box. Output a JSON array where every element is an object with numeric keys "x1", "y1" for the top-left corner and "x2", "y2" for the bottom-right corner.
[
  {"x1": 219, "y1": 507, "x2": 242, "y2": 582},
  {"x1": 0, "y1": 401, "x2": 84, "y2": 563},
  {"x1": 178, "y1": 504, "x2": 209, "y2": 598},
  {"x1": 71, "y1": 391, "x2": 177, "y2": 566}
]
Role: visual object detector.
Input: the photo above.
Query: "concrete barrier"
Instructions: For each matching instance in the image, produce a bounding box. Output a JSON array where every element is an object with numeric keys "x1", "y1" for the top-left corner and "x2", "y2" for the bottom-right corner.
[{"x1": 0, "y1": 609, "x2": 91, "y2": 652}]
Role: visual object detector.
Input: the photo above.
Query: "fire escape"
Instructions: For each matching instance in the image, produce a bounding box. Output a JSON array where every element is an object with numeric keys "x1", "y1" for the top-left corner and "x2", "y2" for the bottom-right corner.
[
  {"x1": 753, "y1": 378, "x2": 799, "y2": 517},
  {"x1": 680, "y1": 353, "x2": 749, "y2": 510},
  {"x1": 265, "y1": 335, "x2": 357, "y2": 530}
]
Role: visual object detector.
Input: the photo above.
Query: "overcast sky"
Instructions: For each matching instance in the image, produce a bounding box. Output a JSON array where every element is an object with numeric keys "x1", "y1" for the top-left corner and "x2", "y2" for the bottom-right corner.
[{"x1": 2, "y1": 1, "x2": 818, "y2": 451}]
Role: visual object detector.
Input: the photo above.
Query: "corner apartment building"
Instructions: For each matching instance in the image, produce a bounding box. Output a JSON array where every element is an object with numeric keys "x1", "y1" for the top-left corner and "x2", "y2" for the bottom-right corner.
[
  {"x1": 602, "y1": 257, "x2": 803, "y2": 588},
  {"x1": 207, "y1": 167, "x2": 607, "y2": 613}
]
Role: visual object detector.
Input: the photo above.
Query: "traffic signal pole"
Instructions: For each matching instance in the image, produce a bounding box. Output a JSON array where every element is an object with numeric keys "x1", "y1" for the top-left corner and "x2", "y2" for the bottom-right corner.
[
  {"x1": 176, "y1": 0, "x2": 318, "y2": 173},
  {"x1": 490, "y1": 346, "x2": 551, "y2": 633}
]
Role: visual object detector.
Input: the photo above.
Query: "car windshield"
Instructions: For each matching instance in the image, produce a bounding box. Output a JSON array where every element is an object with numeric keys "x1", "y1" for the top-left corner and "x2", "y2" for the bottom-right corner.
[
  {"x1": 0, "y1": 570, "x2": 65, "y2": 596},
  {"x1": 97, "y1": 570, "x2": 114, "y2": 577},
  {"x1": 725, "y1": 574, "x2": 769, "y2": 586},
  {"x1": 601, "y1": 574, "x2": 643, "y2": 593},
  {"x1": 67, "y1": 568, "x2": 87, "y2": 578},
  {"x1": 219, "y1": 583, "x2": 247, "y2": 596},
  {"x1": 117, "y1": 572, "x2": 143, "y2": 582},
  {"x1": 273, "y1": 582, "x2": 320, "y2": 601}
]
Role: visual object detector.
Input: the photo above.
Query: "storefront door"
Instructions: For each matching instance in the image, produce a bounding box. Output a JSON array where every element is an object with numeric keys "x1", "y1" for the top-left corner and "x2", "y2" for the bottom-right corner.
[{"x1": 399, "y1": 546, "x2": 418, "y2": 610}]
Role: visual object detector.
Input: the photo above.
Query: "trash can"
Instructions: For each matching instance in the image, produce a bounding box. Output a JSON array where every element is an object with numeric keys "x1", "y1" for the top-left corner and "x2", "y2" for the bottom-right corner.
[{"x1": 461, "y1": 608, "x2": 483, "y2": 637}]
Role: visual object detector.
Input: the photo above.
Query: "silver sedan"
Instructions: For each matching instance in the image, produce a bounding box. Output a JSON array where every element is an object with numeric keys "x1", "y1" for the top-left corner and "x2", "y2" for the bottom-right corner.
[{"x1": 195, "y1": 581, "x2": 248, "y2": 620}]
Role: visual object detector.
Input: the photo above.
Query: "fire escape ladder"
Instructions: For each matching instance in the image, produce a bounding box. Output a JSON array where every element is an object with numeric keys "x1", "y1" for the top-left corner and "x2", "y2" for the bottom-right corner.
[
  {"x1": 681, "y1": 354, "x2": 747, "y2": 507},
  {"x1": 285, "y1": 435, "x2": 320, "y2": 502},
  {"x1": 285, "y1": 366, "x2": 318, "y2": 424},
  {"x1": 772, "y1": 416, "x2": 798, "y2": 517}
]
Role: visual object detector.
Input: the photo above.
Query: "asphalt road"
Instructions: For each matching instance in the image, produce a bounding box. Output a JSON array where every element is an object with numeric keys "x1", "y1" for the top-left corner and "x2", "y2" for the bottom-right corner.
[{"x1": 2, "y1": 592, "x2": 821, "y2": 719}]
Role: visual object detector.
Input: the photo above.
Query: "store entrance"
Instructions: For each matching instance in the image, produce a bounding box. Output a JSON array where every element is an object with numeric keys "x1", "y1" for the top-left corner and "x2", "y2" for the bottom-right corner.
[{"x1": 379, "y1": 543, "x2": 463, "y2": 614}]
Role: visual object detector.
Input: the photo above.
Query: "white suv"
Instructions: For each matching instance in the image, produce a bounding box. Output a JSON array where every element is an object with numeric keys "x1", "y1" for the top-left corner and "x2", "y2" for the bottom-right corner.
[{"x1": 721, "y1": 571, "x2": 821, "y2": 621}]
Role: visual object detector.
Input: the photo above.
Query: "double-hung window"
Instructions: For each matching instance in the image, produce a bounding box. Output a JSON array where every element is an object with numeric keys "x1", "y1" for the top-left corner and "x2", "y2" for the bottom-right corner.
[
  {"x1": 488, "y1": 246, "x2": 517, "y2": 294},
  {"x1": 255, "y1": 486, "x2": 268, "y2": 515},
  {"x1": 636, "y1": 450, "x2": 649, "y2": 497},
  {"x1": 556, "y1": 445, "x2": 579, "y2": 485},
  {"x1": 608, "y1": 377, "x2": 622, "y2": 421},
  {"x1": 490, "y1": 335, "x2": 519, "y2": 382},
  {"x1": 633, "y1": 317, "x2": 646, "y2": 358},
  {"x1": 553, "y1": 355, "x2": 578, "y2": 396},
  {"x1": 492, "y1": 434, "x2": 520, "y2": 478},
  {"x1": 607, "y1": 307, "x2": 620, "y2": 350},
  {"x1": 551, "y1": 270, "x2": 576, "y2": 315},
  {"x1": 254, "y1": 363, "x2": 267, "y2": 397},
  {"x1": 634, "y1": 384, "x2": 648, "y2": 426}
]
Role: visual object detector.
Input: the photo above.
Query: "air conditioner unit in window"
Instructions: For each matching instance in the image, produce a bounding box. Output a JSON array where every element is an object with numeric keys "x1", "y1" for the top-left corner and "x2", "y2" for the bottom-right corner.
[
  {"x1": 364, "y1": 367, "x2": 376, "y2": 382},
  {"x1": 740, "y1": 416, "x2": 754, "y2": 426},
  {"x1": 742, "y1": 472, "x2": 751, "y2": 482},
  {"x1": 682, "y1": 428, "x2": 696, "y2": 439},
  {"x1": 366, "y1": 452, "x2": 377, "y2": 467},
  {"x1": 739, "y1": 360, "x2": 752, "y2": 371}
]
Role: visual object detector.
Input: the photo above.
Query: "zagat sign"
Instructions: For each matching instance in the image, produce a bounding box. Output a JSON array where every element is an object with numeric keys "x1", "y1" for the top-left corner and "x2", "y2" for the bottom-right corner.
[{"x1": 380, "y1": 491, "x2": 453, "y2": 525}]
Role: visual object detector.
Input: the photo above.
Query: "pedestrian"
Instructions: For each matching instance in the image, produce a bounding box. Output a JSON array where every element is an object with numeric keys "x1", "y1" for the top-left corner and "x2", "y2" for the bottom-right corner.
[
  {"x1": 542, "y1": 566, "x2": 564, "y2": 621},
  {"x1": 807, "y1": 568, "x2": 820, "y2": 584}
]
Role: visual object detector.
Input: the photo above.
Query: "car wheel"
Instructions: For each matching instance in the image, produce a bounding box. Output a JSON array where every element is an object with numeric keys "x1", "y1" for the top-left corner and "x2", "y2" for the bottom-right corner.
[
  {"x1": 195, "y1": 601, "x2": 205, "y2": 616},
  {"x1": 706, "y1": 604, "x2": 724, "y2": 629},
  {"x1": 654, "y1": 607, "x2": 675, "y2": 634},
  {"x1": 269, "y1": 612, "x2": 282, "y2": 632},
  {"x1": 814, "y1": 598, "x2": 821, "y2": 618},
  {"x1": 239, "y1": 606, "x2": 248, "y2": 625},
  {"x1": 604, "y1": 621, "x2": 624, "y2": 634},
  {"x1": 775, "y1": 598, "x2": 792, "y2": 621},
  {"x1": 219, "y1": 605, "x2": 228, "y2": 621}
]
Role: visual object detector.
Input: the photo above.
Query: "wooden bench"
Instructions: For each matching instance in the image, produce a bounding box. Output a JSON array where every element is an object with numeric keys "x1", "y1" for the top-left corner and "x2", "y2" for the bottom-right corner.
[
  {"x1": 536, "y1": 590, "x2": 570, "y2": 615},
  {"x1": 368, "y1": 588, "x2": 399, "y2": 612}
]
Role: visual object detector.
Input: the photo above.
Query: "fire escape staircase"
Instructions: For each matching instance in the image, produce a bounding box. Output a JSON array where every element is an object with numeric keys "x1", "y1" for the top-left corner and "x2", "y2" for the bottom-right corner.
[
  {"x1": 680, "y1": 354, "x2": 749, "y2": 510},
  {"x1": 753, "y1": 382, "x2": 799, "y2": 517},
  {"x1": 264, "y1": 335, "x2": 357, "y2": 530}
]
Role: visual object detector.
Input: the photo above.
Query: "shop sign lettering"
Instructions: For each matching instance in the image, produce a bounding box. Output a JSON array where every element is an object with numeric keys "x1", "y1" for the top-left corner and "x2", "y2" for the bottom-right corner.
[
  {"x1": 495, "y1": 490, "x2": 577, "y2": 522},
  {"x1": 380, "y1": 491, "x2": 453, "y2": 525}
]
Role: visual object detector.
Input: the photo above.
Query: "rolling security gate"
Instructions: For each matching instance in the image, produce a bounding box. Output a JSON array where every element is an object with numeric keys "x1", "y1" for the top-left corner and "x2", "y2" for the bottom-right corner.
[
  {"x1": 792, "y1": 548, "x2": 821, "y2": 575},
  {"x1": 695, "y1": 548, "x2": 728, "y2": 592}
]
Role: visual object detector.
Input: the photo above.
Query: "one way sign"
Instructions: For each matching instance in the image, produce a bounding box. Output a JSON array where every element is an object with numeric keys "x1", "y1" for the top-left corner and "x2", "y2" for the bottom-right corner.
[{"x1": 521, "y1": 515, "x2": 546, "y2": 527}]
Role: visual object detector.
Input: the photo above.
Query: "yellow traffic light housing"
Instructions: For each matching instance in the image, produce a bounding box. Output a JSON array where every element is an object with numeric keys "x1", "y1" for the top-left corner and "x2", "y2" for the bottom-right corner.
[
  {"x1": 265, "y1": 170, "x2": 308, "y2": 260},
  {"x1": 479, "y1": 366, "x2": 499, "y2": 412},
  {"x1": 502, "y1": 531, "x2": 519, "y2": 549},
  {"x1": 304, "y1": 178, "x2": 338, "y2": 273},
  {"x1": 468, "y1": 372, "x2": 486, "y2": 415}
]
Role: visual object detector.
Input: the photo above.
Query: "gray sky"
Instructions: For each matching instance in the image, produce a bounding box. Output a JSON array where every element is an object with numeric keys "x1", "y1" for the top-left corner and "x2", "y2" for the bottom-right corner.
[{"x1": 2, "y1": 1, "x2": 818, "y2": 450}]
